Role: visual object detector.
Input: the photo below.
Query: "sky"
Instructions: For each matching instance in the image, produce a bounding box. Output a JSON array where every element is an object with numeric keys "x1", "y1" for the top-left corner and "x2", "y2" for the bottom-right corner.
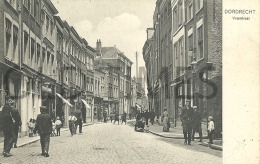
[{"x1": 51, "y1": 0, "x2": 156, "y2": 78}]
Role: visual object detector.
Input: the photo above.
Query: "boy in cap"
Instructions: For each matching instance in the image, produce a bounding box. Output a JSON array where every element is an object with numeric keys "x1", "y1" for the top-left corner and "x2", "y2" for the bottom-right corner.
[{"x1": 34, "y1": 106, "x2": 52, "y2": 157}]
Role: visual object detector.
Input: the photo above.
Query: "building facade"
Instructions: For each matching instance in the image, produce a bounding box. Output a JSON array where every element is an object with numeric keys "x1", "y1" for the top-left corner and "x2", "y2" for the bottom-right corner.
[
  {"x1": 143, "y1": 0, "x2": 222, "y2": 135},
  {"x1": 95, "y1": 40, "x2": 132, "y2": 115},
  {"x1": 0, "y1": 0, "x2": 96, "y2": 140}
]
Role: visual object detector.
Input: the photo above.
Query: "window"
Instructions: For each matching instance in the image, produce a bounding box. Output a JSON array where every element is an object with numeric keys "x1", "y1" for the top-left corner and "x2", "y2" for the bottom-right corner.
[
  {"x1": 31, "y1": 38, "x2": 35, "y2": 61},
  {"x1": 196, "y1": 0, "x2": 203, "y2": 11},
  {"x1": 173, "y1": 7, "x2": 178, "y2": 31},
  {"x1": 41, "y1": 9, "x2": 45, "y2": 21},
  {"x1": 24, "y1": 31, "x2": 29, "y2": 60},
  {"x1": 35, "y1": 0, "x2": 40, "y2": 20},
  {"x1": 168, "y1": 1, "x2": 171, "y2": 15},
  {"x1": 188, "y1": 3, "x2": 193, "y2": 20},
  {"x1": 50, "y1": 20, "x2": 53, "y2": 35},
  {"x1": 179, "y1": 38, "x2": 184, "y2": 74},
  {"x1": 5, "y1": 18, "x2": 12, "y2": 58},
  {"x1": 24, "y1": 0, "x2": 29, "y2": 9},
  {"x1": 8, "y1": 0, "x2": 17, "y2": 9},
  {"x1": 188, "y1": 34, "x2": 193, "y2": 65},
  {"x1": 36, "y1": 43, "x2": 40, "y2": 64},
  {"x1": 47, "y1": 51, "x2": 50, "y2": 64},
  {"x1": 46, "y1": 16, "x2": 49, "y2": 32},
  {"x1": 13, "y1": 26, "x2": 18, "y2": 60},
  {"x1": 30, "y1": 0, "x2": 34, "y2": 15},
  {"x1": 178, "y1": 1, "x2": 183, "y2": 25},
  {"x1": 197, "y1": 26, "x2": 203, "y2": 59}
]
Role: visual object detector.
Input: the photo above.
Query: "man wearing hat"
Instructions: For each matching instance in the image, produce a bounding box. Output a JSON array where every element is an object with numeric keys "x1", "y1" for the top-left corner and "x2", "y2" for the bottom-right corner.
[
  {"x1": 34, "y1": 106, "x2": 52, "y2": 157},
  {"x1": 180, "y1": 100, "x2": 194, "y2": 145},
  {"x1": 2, "y1": 98, "x2": 15, "y2": 157},
  {"x1": 192, "y1": 106, "x2": 203, "y2": 142}
]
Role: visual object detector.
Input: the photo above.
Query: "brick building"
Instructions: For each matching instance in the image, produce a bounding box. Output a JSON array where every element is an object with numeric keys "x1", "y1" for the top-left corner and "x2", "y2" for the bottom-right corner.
[
  {"x1": 95, "y1": 40, "x2": 132, "y2": 115},
  {"x1": 143, "y1": 0, "x2": 222, "y2": 135}
]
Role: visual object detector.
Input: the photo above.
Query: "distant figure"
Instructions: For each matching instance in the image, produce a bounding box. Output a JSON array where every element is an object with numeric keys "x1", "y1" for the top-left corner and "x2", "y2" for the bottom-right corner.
[
  {"x1": 121, "y1": 112, "x2": 127, "y2": 125},
  {"x1": 113, "y1": 113, "x2": 119, "y2": 125},
  {"x1": 2, "y1": 98, "x2": 16, "y2": 157},
  {"x1": 13, "y1": 108, "x2": 22, "y2": 148},
  {"x1": 208, "y1": 116, "x2": 215, "y2": 144},
  {"x1": 150, "y1": 111, "x2": 155, "y2": 125},
  {"x1": 34, "y1": 106, "x2": 52, "y2": 157},
  {"x1": 161, "y1": 108, "x2": 170, "y2": 132},
  {"x1": 110, "y1": 112, "x2": 114, "y2": 123},
  {"x1": 192, "y1": 106, "x2": 203, "y2": 142},
  {"x1": 103, "y1": 110, "x2": 107, "y2": 123},
  {"x1": 55, "y1": 117, "x2": 62, "y2": 136},
  {"x1": 129, "y1": 113, "x2": 132, "y2": 120}
]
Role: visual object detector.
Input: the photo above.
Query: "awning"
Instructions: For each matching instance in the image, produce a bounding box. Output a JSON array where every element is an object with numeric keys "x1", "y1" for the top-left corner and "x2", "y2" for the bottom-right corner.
[
  {"x1": 81, "y1": 99, "x2": 91, "y2": 109},
  {"x1": 56, "y1": 93, "x2": 73, "y2": 107},
  {"x1": 136, "y1": 104, "x2": 141, "y2": 109}
]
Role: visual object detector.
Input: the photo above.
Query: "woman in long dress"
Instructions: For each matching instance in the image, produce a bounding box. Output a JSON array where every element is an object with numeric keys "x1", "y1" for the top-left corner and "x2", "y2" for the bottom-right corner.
[{"x1": 161, "y1": 108, "x2": 169, "y2": 132}]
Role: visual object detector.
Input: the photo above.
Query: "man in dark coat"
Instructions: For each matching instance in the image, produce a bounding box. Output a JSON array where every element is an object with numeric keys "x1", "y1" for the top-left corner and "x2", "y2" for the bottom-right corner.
[
  {"x1": 34, "y1": 106, "x2": 52, "y2": 157},
  {"x1": 74, "y1": 108, "x2": 83, "y2": 133},
  {"x1": 192, "y1": 106, "x2": 203, "y2": 142},
  {"x1": 150, "y1": 111, "x2": 155, "y2": 125},
  {"x1": 180, "y1": 101, "x2": 194, "y2": 145},
  {"x1": 2, "y1": 98, "x2": 16, "y2": 157},
  {"x1": 13, "y1": 108, "x2": 22, "y2": 148}
]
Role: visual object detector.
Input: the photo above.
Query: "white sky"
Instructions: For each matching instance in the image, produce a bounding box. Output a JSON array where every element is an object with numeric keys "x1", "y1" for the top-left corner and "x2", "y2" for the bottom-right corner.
[{"x1": 51, "y1": 0, "x2": 156, "y2": 78}]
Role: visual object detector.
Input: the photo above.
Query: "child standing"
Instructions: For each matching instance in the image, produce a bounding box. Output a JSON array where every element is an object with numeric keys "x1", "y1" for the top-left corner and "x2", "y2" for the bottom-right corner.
[
  {"x1": 55, "y1": 117, "x2": 62, "y2": 136},
  {"x1": 208, "y1": 116, "x2": 215, "y2": 144}
]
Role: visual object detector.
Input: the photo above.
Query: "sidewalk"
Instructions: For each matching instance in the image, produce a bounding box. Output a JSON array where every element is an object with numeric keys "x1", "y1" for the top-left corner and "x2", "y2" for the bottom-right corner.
[
  {"x1": 127, "y1": 119, "x2": 222, "y2": 151},
  {"x1": 0, "y1": 123, "x2": 93, "y2": 150}
]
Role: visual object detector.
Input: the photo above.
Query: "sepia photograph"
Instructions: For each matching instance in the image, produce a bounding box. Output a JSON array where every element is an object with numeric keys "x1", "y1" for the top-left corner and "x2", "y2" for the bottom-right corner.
[{"x1": 0, "y1": 0, "x2": 259, "y2": 163}]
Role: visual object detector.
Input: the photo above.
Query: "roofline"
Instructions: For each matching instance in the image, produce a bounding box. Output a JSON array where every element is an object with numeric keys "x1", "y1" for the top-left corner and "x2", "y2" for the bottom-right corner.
[{"x1": 44, "y1": 0, "x2": 59, "y2": 14}]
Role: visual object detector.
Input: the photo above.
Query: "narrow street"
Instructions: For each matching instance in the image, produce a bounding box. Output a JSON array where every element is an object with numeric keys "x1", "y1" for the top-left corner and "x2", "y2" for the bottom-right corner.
[{"x1": 0, "y1": 123, "x2": 221, "y2": 164}]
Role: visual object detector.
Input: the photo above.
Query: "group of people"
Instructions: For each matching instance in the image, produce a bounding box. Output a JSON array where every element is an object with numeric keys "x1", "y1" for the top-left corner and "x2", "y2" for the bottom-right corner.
[
  {"x1": 111, "y1": 112, "x2": 127, "y2": 125},
  {"x1": 180, "y1": 100, "x2": 215, "y2": 145},
  {"x1": 68, "y1": 108, "x2": 83, "y2": 137}
]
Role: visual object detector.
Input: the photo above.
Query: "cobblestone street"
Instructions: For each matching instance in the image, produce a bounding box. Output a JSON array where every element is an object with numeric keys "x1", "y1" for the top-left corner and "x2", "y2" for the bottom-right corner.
[{"x1": 0, "y1": 123, "x2": 221, "y2": 164}]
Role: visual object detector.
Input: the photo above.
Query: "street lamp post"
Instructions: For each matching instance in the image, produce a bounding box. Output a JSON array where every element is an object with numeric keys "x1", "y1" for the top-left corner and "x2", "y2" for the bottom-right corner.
[{"x1": 191, "y1": 56, "x2": 198, "y2": 107}]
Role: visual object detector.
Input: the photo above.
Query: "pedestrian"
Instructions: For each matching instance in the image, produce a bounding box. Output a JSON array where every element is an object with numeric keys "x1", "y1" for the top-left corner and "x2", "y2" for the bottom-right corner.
[
  {"x1": 208, "y1": 116, "x2": 215, "y2": 144},
  {"x1": 103, "y1": 110, "x2": 107, "y2": 123},
  {"x1": 74, "y1": 108, "x2": 83, "y2": 133},
  {"x1": 51, "y1": 120, "x2": 56, "y2": 137},
  {"x1": 161, "y1": 107, "x2": 170, "y2": 132},
  {"x1": 55, "y1": 117, "x2": 62, "y2": 136},
  {"x1": 34, "y1": 106, "x2": 52, "y2": 157},
  {"x1": 121, "y1": 112, "x2": 127, "y2": 125},
  {"x1": 13, "y1": 108, "x2": 22, "y2": 148},
  {"x1": 28, "y1": 118, "x2": 34, "y2": 137},
  {"x1": 68, "y1": 112, "x2": 77, "y2": 136},
  {"x1": 192, "y1": 106, "x2": 203, "y2": 142},
  {"x1": 113, "y1": 113, "x2": 119, "y2": 125},
  {"x1": 129, "y1": 113, "x2": 132, "y2": 120},
  {"x1": 150, "y1": 110, "x2": 155, "y2": 125},
  {"x1": 110, "y1": 112, "x2": 114, "y2": 123},
  {"x1": 2, "y1": 98, "x2": 16, "y2": 157},
  {"x1": 180, "y1": 100, "x2": 193, "y2": 145}
]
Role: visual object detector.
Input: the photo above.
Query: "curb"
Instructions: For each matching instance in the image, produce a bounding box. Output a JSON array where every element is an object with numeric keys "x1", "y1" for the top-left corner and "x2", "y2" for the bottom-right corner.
[
  {"x1": 149, "y1": 130, "x2": 222, "y2": 151},
  {"x1": 200, "y1": 142, "x2": 223, "y2": 151},
  {"x1": 17, "y1": 123, "x2": 94, "y2": 148},
  {"x1": 149, "y1": 130, "x2": 208, "y2": 140}
]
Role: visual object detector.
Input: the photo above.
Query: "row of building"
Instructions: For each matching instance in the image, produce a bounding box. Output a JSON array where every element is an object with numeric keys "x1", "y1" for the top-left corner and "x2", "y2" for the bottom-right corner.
[
  {"x1": 142, "y1": 0, "x2": 222, "y2": 137},
  {"x1": 0, "y1": 0, "x2": 147, "y2": 139}
]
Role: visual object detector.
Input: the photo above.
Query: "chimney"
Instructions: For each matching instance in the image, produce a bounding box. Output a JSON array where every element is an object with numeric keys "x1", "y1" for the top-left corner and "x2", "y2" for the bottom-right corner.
[
  {"x1": 136, "y1": 51, "x2": 138, "y2": 82},
  {"x1": 96, "y1": 39, "x2": 102, "y2": 56}
]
